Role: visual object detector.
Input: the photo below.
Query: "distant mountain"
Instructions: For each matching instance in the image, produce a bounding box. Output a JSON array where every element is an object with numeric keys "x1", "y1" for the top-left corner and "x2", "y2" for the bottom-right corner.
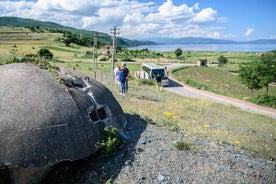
[
  {"x1": 0, "y1": 16, "x2": 155, "y2": 47},
  {"x1": 151, "y1": 37, "x2": 237, "y2": 44},
  {"x1": 245, "y1": 39, "x2": 276, "y2": 44},
  {"x1": 150, "y1": 37, "x2": 276, "y2": 45},
  {"x1": 1, "y1": 17, "x2": 275, "y2": 47}
]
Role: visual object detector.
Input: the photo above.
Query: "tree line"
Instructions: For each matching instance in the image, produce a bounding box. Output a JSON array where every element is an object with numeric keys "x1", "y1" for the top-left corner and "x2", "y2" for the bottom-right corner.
[{"x1": 238, "y1": 50, "x2": 276, "y2": 94}]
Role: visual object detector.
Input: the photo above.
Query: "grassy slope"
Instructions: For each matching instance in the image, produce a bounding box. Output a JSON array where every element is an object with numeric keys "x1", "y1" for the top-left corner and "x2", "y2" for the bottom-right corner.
[
  {"x1": 171, "y1": 66, "x2": 276, "y2": 100},
  {"x1": 0, "y1": 27, "x2": 92, "y2": 62},
  {"x1": 0, "y1": 16, "x2": 152, "y2": 47}
]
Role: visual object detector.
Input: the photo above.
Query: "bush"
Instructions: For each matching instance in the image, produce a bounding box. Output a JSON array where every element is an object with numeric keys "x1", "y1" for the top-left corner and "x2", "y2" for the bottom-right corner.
[
  {"x1": 174, "y1": 141, "x2": 192, "y2": 151},
  {"x1": 218, "y1": 55, "x2": 227, "y2": 66},
  {"x1": 184, "y1": 79, "x2": 209, "y2": 90},
  {"x1": 98, "y1": 127, "x2": 120, "y2": 156},
  {"x1": 37, "y1": 48, "x2": 53, "y2": 59},
  {"x1": 138, "y1": 79, "x2": 154, "y2": 86},
  {"x1": 250, "y1": 94, "x2": 276, "y2": 108}
]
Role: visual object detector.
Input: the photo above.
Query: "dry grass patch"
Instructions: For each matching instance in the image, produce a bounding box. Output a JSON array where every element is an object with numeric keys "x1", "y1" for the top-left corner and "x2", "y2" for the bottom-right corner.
[{"x1": 110, "y1": 82, "x2": 276, "y2": 160}]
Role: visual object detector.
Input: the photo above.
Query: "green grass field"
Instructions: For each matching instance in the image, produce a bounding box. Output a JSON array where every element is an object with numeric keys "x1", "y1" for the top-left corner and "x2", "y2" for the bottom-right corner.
[{"x1": 171, "y1": 66, "x2": 276, "y2": 100}]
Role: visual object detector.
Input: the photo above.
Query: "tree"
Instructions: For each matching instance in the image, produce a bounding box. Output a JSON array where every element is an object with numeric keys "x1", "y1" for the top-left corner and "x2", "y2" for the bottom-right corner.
[
  {"x1": 238, "y1": 62, "x2": 262, "y2": 92},
  {"x1": 218, "y1": 55, "x2": 227, "y2": 66},
  {"x1": 37, "y1": 49, "x2": 53, "y2": 59},
  {"x1": 175, "y1": 48, "x2": 182, "y2": 58},
  {"x1": 259, "y1": 52, "x2": 276, "y2": 93},
  {"x1": 238, "y1": 51, "x2": 276, "y2": 93}
]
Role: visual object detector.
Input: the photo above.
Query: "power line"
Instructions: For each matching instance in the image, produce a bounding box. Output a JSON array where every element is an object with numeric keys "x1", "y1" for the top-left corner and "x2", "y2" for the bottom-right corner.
[
  {"x1": 93, "y1": 32, "x2": 98, "y2": 70},
  {"x1": 110, "y1": 26, "x2": 120, "y2": 71}
]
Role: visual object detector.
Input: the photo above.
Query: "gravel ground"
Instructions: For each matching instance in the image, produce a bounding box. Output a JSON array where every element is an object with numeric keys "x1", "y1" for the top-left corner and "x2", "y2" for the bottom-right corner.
[{"x1": 39, "y1": 114, "x2": 275, "y2": 184}]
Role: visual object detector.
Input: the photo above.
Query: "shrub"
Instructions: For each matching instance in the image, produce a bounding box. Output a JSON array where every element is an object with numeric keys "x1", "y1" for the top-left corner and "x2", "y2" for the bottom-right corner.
[
  {"x1": 184, "y1": 79, "x2": 209, "y2": 90},
  {"x1": 250, "y1": 94, "x2": 276, "y2": 108},
  {"x1": 218, "y1": 55, "x2": 227, "y2": 66},
  {"x1": 98, "y1": 126, "x2": 120, "y2": 156},
  {"x1": 174, "y1": 141, "x2": 192, "y2": 151},
  {"x1": 138, "y1": 79, "x2": 154, "y2": 86},
  {"x1": 37, "y1": 48, "x2": 53, "y2": 59}
]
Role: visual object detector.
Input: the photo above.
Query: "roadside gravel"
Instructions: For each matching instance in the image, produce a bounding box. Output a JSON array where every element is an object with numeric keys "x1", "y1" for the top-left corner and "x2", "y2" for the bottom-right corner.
[
  {"x1": 41, "y1": 114, "x2": 276, "y2": 184},
  {"x1": 39, "y1": 68, "x2": 275, "y2": 183}
]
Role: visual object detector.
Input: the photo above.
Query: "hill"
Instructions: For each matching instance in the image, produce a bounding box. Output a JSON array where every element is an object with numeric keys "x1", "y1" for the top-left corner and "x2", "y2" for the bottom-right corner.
[
  {"x1": 150, "y1": 37, "x2": 276, "y2": 45},
  {"x1": 152, "y1": 37, "x2": 236, "y2": 44},
  {"x1": 0, "y1": 16, "x2": 155, "y2": 48}
]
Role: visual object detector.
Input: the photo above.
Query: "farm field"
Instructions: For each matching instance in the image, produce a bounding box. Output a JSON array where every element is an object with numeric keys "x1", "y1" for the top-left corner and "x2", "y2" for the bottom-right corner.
[{"x1": 0, "y1": 27, "x2": 91, "y2": 62}]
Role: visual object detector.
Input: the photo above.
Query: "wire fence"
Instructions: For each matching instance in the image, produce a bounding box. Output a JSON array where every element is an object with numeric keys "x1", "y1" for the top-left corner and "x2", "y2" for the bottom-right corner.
[
  {"x1": 90, "y1": 70, "x2": 114, "y2": 85},
  {"x1": 61, "y1": 68, "x2": 114, "y2": 86}
]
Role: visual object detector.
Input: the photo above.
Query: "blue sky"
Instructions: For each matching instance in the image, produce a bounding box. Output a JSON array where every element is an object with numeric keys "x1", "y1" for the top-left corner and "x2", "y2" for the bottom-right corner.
[{"x1": 0, "y1": 0, "x2": 275, "y2": 41}]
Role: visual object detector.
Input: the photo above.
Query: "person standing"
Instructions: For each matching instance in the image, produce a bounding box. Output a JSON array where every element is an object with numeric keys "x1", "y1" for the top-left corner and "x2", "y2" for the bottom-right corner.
[
  {"x1": 156, "y1": 73, "x2": 163, "y2": 92},
  {"x1": 113, "y1": 64, "x2": 120, "y2": 88},
  {"x1": 118, "y1": 65, "x2": 127, "y2": 96},
  {"x1": 121, "y1": 62, "x2": 130, "y2": 92}
]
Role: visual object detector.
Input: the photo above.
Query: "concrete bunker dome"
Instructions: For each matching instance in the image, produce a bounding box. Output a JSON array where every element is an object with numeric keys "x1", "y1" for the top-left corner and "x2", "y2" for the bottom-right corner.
[{"x1": 0, "y1": 63, "x2": 127, "y2": 183}]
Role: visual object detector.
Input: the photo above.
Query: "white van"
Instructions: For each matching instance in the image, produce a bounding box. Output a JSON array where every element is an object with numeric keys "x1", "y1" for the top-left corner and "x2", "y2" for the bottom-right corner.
[{"x1": 136, "y1": 63, "x2": 169, "y2": 86}]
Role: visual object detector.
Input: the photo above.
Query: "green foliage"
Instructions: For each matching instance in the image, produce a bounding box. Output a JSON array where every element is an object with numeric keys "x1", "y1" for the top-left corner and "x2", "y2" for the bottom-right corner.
[
  {"x1": 41, "y1": 46, "x2": 81, "y2": 54},
  {"x1": 174, "y1": 48, "x2": 183, "y2": 58},
  {"x1": 171, "y1": 65, "x2": 276, "y2": 106},
  {"x1": 238, "y1": 62, "x2": 262, "y2": 91},
  {"x1": 98, "y1": 127, "x2": 120, "y2": 156},
  {"x1": 5, "y1": 56, "x2": 21, "y2": 64},
  {"x1": 250, "y1": 94, "x2": 276, "y2": 108},
  {"x1": 138, "y1": 79, "x2": 155, "y2": 86},
  {"x1": 38, "y1": 48, "x2": 54, "y2": 59},
  {"x1": 144, "y1": 116, "x2": 154, "y2": 124},
  {"x1": 238, "y1": 51, "x2": 276, "y2": 94},
  {"x1": 184, "y1": 79, "x2": 210, "y2": 90},
  {"x1": 174, "y1": 141, "x2": 192, "y2": 151},
  {"x1": 3, "y1": 53, "x2": 57, "y2": 72},
  {"x1": 218, "y1": 55, "x2": 228, "y2": 66},
  {"x1": 63, "y1": 31, "x2": 96, "y2": 47}
]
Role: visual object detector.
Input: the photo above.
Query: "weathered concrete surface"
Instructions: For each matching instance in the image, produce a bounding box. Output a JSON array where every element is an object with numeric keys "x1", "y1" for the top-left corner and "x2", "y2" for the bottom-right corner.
[{"x1": 0, "y1": 63, "x2": 127, "y2": 183}]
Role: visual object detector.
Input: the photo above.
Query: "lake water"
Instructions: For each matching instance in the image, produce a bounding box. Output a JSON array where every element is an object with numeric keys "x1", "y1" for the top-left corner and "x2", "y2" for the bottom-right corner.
[{"x1": 128, "y1": 44, "x2": 276, "y2": 52}]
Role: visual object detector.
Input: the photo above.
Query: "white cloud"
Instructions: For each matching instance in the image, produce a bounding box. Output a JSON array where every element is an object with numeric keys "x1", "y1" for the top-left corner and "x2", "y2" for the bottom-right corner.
[
  {"x1": 158, "y1": 0, "x2": 194, "y2": 19},
  {"x1": 0, "y1": 0, "x2": 224, "y2": 39},
  {"x1": 192, "y1": 8, "x2": 217, "y2": 23},
  {"x1": 208, "y1": 32, "x2": 220, "y2": 39},
  {"x1": 244, "y1": 27, "x2": 254, "y2": 36},
  {"x1": 194, "y1": 3, "x2": 199, "y2": 10}
]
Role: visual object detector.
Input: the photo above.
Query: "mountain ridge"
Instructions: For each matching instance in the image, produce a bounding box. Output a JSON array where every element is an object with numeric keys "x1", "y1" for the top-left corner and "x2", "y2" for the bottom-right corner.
[
  {"x1": 1, "y1": 16, "x2": 276, "y2": 46},
  {"x1": 0, "y1": 16, "x2": 156, "y2": 47},
  {"x1": 150, "y1": 37, "x2": 276, "y2": 45}
]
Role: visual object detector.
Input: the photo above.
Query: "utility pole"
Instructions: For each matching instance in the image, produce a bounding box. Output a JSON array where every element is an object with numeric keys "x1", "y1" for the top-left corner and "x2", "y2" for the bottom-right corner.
[
  {"x1": 110, "y1": 26, "x2": 119, "y2": 71},
  {"x1": 93, "y1": 32, "x2": 98, "y2": 70}
]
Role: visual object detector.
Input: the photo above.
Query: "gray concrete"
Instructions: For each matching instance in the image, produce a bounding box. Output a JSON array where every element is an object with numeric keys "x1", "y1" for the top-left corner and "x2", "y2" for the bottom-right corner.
[{"x1": 0, "y1": 63, "x2": 127, "y2": 183}]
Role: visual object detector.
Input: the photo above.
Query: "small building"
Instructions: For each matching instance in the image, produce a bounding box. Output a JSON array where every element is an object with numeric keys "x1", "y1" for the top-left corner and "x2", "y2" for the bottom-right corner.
[
  {"x1": 197, "y1": 59, "x2": 208, "y2": 66},
  {"x1": 100, "y1": 45, "x2": 113, "y2": 55},
  {"x1": 256, "y1": 52, "x2": 263, "y2": 57}
]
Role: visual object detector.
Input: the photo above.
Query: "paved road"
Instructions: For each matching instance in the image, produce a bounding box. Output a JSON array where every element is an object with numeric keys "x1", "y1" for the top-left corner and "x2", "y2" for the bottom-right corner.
[{"x1": 165, "y1": 64, "x2": 276, "y2": 119}]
